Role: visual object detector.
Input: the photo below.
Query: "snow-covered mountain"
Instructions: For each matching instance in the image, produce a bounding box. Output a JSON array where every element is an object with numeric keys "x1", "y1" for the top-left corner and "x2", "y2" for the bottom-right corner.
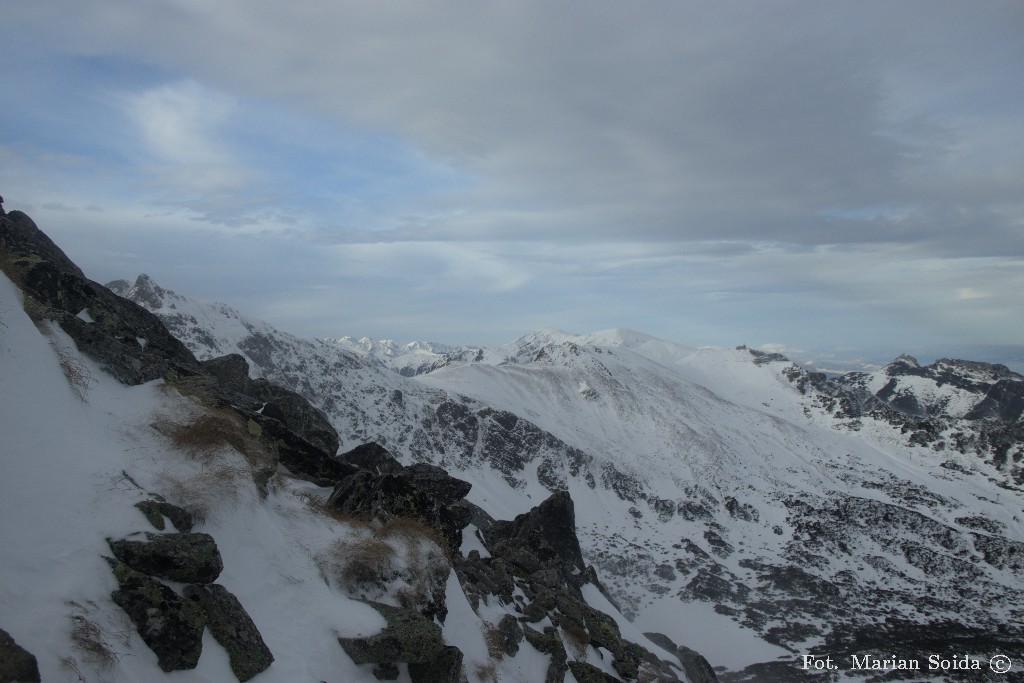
[
  {"x1": 2, "y1": 210, "x2": 703, "y2": 683},
  {"x1": 110, "y1": 273, "x2": 1024, "y2": 679},
  {"x1": 322, "y1": 335, "x2": 469, "y2": 378}
]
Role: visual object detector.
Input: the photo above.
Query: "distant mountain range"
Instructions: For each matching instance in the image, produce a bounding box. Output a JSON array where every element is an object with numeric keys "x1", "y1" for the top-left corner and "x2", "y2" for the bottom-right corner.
[{"x1": 109, "y1": 272, "x2": 1024, "y2": 679}]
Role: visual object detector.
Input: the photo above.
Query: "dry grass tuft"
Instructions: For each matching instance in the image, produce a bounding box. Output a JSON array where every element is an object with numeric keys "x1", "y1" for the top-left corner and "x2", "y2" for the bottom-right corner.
[
  {"x1": 153, "y1": 462, "x2": 252, "y2": 525},
  {"x1": 561, "y1": 622, "x2": 590, "y2": 659},
  {"x1": 475, "y1": 661, "x2": 499, "y2": 682},
  {"x1": 333, "y1": 537, "x2": 398, "y2": 591},
  {"x1": 55, "y1": 346, "x2": 95, "y2": 401},
  {"x1": 66, "y1": 600, "x2": 128, "y2": 673},
  {"x1": 315, "y1": 516, "x2": 451, "y2": 611},
  {"x1": 377, "y1": 516, "x2": 446, "y2": 549},
  {"x1": 484, "y1": 624, "x2": 507, "y2": 660},
  {"x1": 60, "y1": 656, "x2": 87, "y2": 683},
  {"x1": 153, "y1": 406, "x2": 267, "y2": 466},
  {"x1": 150, "y1": 398, "x2": 276, "y2": 512}
]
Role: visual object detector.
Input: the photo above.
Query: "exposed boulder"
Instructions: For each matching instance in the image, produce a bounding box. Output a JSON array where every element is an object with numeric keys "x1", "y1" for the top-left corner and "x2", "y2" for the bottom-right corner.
[
  {"x1": 644, "y1": 632, "x2": 718, "y2": 683},
  {"x1": 105, "y1": 557, "x2": 207, "y2": 671},
  {"x1": 108, "y1": 532, "x2": 223, "y2": 584},
  {"x1": 196, "y1": 354, "x2": 346, "y2": 483},
  {"x1": 328, "y1": 460, "x2": 473, "y2": 555},
  {"x1": 0, "y1": 627, "x2": 40, "y2": 683},
  {"x1": 184, "y1": 584, "x2": 274, "y2": 682},
  {"x1": 453, "y1": 552, "x2": 515, "y2": 611},
  {"x1": 568, "y1": 661, "x2": 623, "y2": 683},
  {"x1": 522, "y1": 625, "x2": 568, "y2": 683},
  {"x1": 496, "y1": 614, "x2": 524, "y2": 657},
  {"x1": 338, "y1": 442, "x2": 403, "y2": 475},
  {"x1": 135, "y1": 499, "x2": 194, "y2": 532},
  {"x1": 200, "y1": 354, "x2": 339, "y2": 456},
  {"x1": 484, "y1": 490, "x2": 586, "y2": 583},
  {"x1": 462, "y1": 491, "x2": 685, "y2": 682},
  {"x1": 338, "y1": 601, "x2": 463, "y2": 683}
]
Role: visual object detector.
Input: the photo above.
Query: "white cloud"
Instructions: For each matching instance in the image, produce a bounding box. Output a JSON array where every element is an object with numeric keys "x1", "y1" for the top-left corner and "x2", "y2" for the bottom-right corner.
[
  {"x1": 123, "y1": 80, "x2": 234, "y2": 167},
  {"x1": 3, "y1": 1, "x2": 1023, "y2": 360},
  {"x1": 957, "y1": 287, "x2": 991, "y2": 301}
]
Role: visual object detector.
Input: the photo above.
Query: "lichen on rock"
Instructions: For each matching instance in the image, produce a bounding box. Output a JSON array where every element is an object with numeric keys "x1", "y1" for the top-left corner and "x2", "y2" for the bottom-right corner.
[
  {"x1": 105, "y1": 557, "x2": 207, "y2": 672},
  {"x1": 184, "y1": 583, "x2": 274, "y2": 682},
  {"x1": 338, "y1": 601, "x2": 463, "y2": 683},
  {"x1": 107, "y1": 532, "x2": 223, "y2": 584}
]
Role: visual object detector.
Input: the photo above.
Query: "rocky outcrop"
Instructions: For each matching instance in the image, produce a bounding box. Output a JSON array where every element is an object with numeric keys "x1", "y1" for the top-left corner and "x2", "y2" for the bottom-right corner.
[
  {"x1": 0, "y1": 211, "x2": 199, "y2": 384},
  {"x1": 0, "y1": 627, "x2": 41, "y2": 683},
  {"x1": 484, "y1": 490, "x2": 586, "y2": 584},
  {"x1": 106, "y1": 524, "x2": 273, "y2": 680},
  {"x1": 106, "y1": 557, "x2": 207, "y2": 672},
  {"x1": 1, "y1": 212, "x2": 344, "y2": 488},
  {"x1": 183, "y1": 584, "x2": 274, "y2": 682},
  {"x1": 191, "y1": 353, "x2": 346, "y2": 483},
  {"x1": 338, "y1": 601, "x2": 463, "y2": 683},
  {"x1": 108, "y1": 532, "x2": 223, "y2": 584},
  {"x1": 465, "y1": 491, "x2": 684, "y2": 682},
  {"x1": 522, "y1": 624, "x2": 568, "y2": 683},
  {"x1": 328, "y1": 454, "x2": 473, "y2": 555},
  {"x1": 135, "y1": 498, "x2": 194, "y2": 532},
  {"x1": 785, "y1": 353, "x2": 1024, "y2": 483},
  {"x1": 338, "y1": 442, "x2": 404, "y2": 475},
  {"x1": 568, "y1": 661, "x2": 623, "y2": 683},
  {"x1": 644, "y1": 632, "x2": 718, "y2": 683},
  {"x1": 200, "y1": 353, "x2": 340, "y2": 457}
]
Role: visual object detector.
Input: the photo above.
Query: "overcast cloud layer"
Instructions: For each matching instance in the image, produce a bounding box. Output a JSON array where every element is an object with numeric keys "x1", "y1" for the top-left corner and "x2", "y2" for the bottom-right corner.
[{"x1": 2, "y1": 1, "x2": 1022, "y2": 370}]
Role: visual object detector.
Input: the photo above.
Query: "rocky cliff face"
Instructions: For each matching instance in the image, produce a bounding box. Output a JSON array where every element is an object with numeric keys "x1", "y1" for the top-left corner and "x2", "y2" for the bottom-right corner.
[{"x1": 784, "y1": 352, "x2": 1024, "y2": 484}]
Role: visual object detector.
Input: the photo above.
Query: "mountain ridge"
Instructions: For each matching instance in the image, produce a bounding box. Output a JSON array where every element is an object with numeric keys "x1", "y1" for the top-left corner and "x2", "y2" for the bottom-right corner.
[
  {"x1": 2, "y1": 209, "x2": 704, "y2": 682},
  {"x1": 110, "y1": 270, "x2": 1024, "y2": 678}
]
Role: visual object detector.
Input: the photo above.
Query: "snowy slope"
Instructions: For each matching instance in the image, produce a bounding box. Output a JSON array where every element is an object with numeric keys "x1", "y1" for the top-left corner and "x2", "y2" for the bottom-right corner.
[
  {"x1": 5, "y1": 271, "x2": 681, "y2": 683},
  {"x1": 417, "y1": 329, "x2": 1024, "y2": 670},
  {"x1": 111, "y1": 276, "x2": 1024, "y2": 677}
]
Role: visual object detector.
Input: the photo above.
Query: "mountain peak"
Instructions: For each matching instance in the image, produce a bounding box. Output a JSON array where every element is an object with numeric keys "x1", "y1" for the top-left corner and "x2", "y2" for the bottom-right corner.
[{"x1": 891, "y1": 353, "x2": 921, "y2": 367}]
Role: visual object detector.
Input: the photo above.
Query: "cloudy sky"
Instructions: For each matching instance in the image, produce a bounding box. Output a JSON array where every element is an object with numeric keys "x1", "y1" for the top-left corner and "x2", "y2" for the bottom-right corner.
[{"x1": 3, "y1": 1, "x2": 1022, "y2": 370}]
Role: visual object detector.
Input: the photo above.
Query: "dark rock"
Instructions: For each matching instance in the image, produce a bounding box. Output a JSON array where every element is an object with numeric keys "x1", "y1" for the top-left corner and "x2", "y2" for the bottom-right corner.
[
  {"x1": 497, "y1": 614, "x2": 523, "y2": 657},
  {"x1": 0, "y1": 627, "x2": 40, "y2": 683},
  {"x1": 724, "y1": 497, "x2": 759, "y2": 522},
  {"x1": 338, "y1": 602, "x2": 463, "y2": 683},
  {"x1": 106, "y1": 557, "x2": 206, "y2": 672},
  {"x1": 641, "y1": 630, "x2": 677, "y2": 653},
  {"x1": 261, "y1": 392, "x2": 340, "y2": 458},
  {"x1": 135, "y1": 499, "x2": 194, "y2": 532},
  {"x1": 199, "y1": 354, "x2": 345, "y2": 482},
  {"x1": 522, "y1": 625, "x2": 568, "y2": 683},
  {"x1": 373, "y1": 662, "x2": 400, "y2": 680},
  {"x1": 678, "y1": 500, "x2": 715, "y2": 521},
  {"x1": 453, "y1": 554, "x2": 515, "y2": 611},
  {"x1": 703, "y1": 530, "x2": 734, "y2": 558},
  {"x1": 568, "y1": 661, "x2": 623, "y2": 682},
  {"x1": 644, "y1": 632, "x2": 718, "y2": 683},
  {"x1": 677, "y1": 646, "x2": 718, "y2": 683},
  {"x1": 328, "y1": 463, "x2": 473, "y2": 555},
  {"x1": 0, "y1": 211, "x2": 200, "y2": 384},
  {"x1": 253, "y1": 409, "x2": 349, "y2": 483},
  {"x1": 460, "y1": 499, "x2": 496, "y2": 532},
  {"x1": 108, "y1": 532, "x2": 223, "y2": 584},
  {"x1": 183, "y1": 584, "x2": 274, "y2": 682},
  {"x1": 339, "y1": 442, "x2": 403, "y2": 474},
  {"x1": 484, "y1": 490, "x2": 586, "y2": 582}
]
